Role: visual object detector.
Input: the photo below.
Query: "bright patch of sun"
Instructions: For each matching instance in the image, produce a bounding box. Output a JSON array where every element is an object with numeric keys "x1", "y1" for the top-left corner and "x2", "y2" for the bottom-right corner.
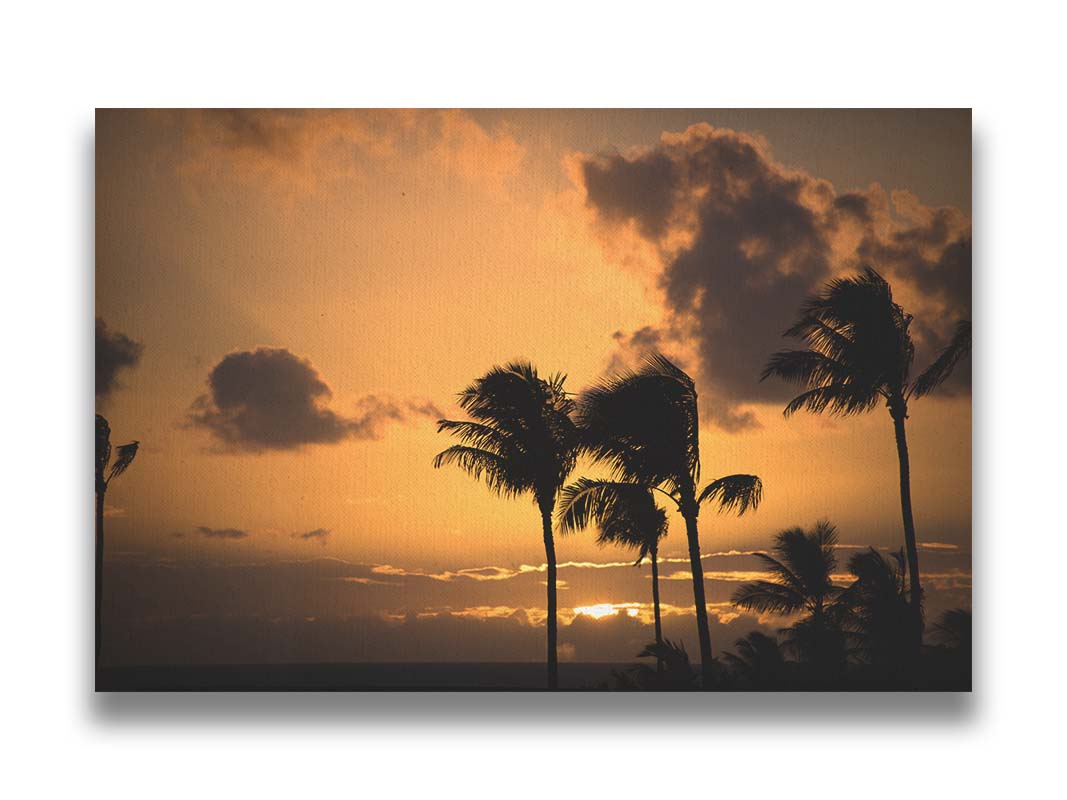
[{"x1": 573, "y1": 604, "x2": 618, "y2": 619}]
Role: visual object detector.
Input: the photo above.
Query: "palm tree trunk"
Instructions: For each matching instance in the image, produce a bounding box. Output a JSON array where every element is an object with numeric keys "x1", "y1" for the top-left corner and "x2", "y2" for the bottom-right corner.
[
  {"x1": 682, "y1": 510, "x2": 714, "y2": 688},
  {"x1": 541, "y1": 506, "x2": 559, "y2": 690},
  {"x1": 95, "y1": 485, "x2": 105, "y2": 666},
  {"x1": 891, "y1": 410, "x2": 923, "y2": 645},
  {"x1": 650, "y1": 542, "x2": 664, "y2": 676}
]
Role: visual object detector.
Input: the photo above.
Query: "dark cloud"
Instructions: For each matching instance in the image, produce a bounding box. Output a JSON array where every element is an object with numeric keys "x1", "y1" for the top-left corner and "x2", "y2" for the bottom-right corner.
[
  {"x1": 291, "y1": 528, "x2": 330, "y2": 544},
  {"x1": 187, "y1": 347, "x2": 440, "y2": 452},
  {"x1": 196, "y1": 526, "x2": 248, "y2": 540},
  {"x1": 96, "y1": 318, "x2": 143, "y2": 404},
  {"x1": 579, "y1": 125, "x2": 971, "y2": 429}
]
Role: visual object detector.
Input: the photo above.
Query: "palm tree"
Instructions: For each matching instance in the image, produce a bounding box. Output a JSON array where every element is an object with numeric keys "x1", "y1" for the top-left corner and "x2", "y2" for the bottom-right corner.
[
  {"x1": 433, "y1": 362, "x2": 579, "y2": 689},
  {"x1": 762, "y1": 268, "x2": 970, "y2": 636},
  {"x1": 557, "y1": 477, "x2": 669, "y2": 659},
  {"x1": 723, "y1": 631, "x2": 789, "y2": 687},
  {"x1": 95, "y1": 414, "x2": 139, "y2": 664},
  {"x1": 577, "y1": 353, "x2": 763, "y2": 687},
  {"x1": 843, "y1": 547, "x2": 920, "y2": 673},
  {"x1": 731, "y1": 521, "x2": 847, "y2": 674},
  {"x1": 931, "y1": 608, "x2": 972, "y2": 651}
]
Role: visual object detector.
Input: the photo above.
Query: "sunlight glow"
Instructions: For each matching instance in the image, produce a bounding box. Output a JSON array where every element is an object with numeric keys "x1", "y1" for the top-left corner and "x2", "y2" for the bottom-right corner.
[{"x1": 573, "y1": 603, "x2": 642, "y2": 620}]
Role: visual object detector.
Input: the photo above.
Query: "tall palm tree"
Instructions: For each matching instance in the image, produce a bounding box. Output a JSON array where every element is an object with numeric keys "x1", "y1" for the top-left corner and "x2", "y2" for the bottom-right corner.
[
  {"x1": 732, "y1": 521, "x2": 847, "y2": 673},
  {"x1": 762, "y1": 268, "x2": 970, "y2": 635},
  {"x1": 557, "y1": 477, "x2": 669, "y2": 656},
  {"x1": 433, "y1": 362, "x2": 579, "y2": 689},
  {"x1": 95, "y1": 414, "x2": 139, "y2": 664},
  {"x1": 577, "y1": 353, "x2": 763, "y2": 687}
]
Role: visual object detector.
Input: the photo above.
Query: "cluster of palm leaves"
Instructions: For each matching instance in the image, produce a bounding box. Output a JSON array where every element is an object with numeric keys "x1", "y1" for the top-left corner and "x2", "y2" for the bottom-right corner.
[
  {"x1": 725, "y1": 520, "x2": 967, "y2": 687},
  {"x1": 435, "y1": 267, "x2": 970, "y2": 690}
]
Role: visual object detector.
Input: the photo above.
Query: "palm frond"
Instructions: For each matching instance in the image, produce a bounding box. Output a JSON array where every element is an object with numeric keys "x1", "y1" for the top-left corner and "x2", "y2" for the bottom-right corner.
[
  {"x1": 435, "y1": 419, "x2": 516, "y2": 455},
  {"x1": 432, "y1": 445, "x2": 529, "y2": 499},
  {"x1": 781, "y1": 383, "x2": 881, "y2": 417},
  {"x1": 910, "y1": 320, "x2": 971, "y2": 398},
  {"x1": 697, "y1": 474, "x2": 763, "y2": 516},
  {"x1": 576, "y1": 351, "x2": 700, "y2": 494},
  {"x1": 557, "y1": 477, "x2": 666, "y2": 555},
  {"x1": 107, "y1": 440, "x2": 139, "y2": 483},
  {"x1": 765, "y1": 267, "x2": 917, "y2": 418},
  {"x1": 731, "y1": 580, "x2": 807, "y2": 615}
]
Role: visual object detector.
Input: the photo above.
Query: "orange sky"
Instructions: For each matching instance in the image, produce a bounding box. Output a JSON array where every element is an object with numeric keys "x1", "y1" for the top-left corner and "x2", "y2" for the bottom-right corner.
[{"x1": 96, "y1": 109, "x2": 970, "y2": 664}]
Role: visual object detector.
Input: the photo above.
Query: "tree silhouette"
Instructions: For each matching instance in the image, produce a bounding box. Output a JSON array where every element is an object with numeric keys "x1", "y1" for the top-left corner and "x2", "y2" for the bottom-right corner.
[
  {"x1": 557, "y1": 477, "x2": 669, "y2": 667},
  {"x1": 722, "y1": 631, "x2": 789, "y2": 687},
  {"x1": 932, "y1": 608, "x2": 972, "y2": 651},
  {"x1": 762, "y1": 268, "x2": 970, "y2": 643},
  {"x1": 576, "y1": 353, "x2": 763, "y2": 687},
  {"x1": 433, "y1": 362, "x2": 579, "y2": 689},
  {"x1": 731, "y1": 521, "x2": 847, "y2": 674},
  {"x1": 95, "y1": 414, "x2": 139, "y2": 665},
  {"x1": 843, "y1": 547, "x2": 921, "y2": 676}
]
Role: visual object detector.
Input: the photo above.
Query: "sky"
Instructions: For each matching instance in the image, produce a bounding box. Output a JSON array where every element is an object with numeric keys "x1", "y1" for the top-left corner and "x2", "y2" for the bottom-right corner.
[{"x1": 96, "y1": 109, "x2": 971, "y2": 665}]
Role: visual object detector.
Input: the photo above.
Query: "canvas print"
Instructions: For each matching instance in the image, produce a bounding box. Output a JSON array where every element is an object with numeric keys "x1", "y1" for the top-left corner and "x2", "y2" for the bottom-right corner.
[{"x1": 95, "y1": 109, "x2": 971, "y2": 691}]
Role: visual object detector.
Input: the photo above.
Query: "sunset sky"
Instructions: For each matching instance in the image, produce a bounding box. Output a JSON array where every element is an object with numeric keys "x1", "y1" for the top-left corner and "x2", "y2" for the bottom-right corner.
[{"x1": 96, "y1": 109, "x2": 971, "y2": 664}]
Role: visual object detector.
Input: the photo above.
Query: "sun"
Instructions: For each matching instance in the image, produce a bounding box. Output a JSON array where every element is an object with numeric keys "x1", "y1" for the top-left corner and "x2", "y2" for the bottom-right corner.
[{"x1": 573, "y1": 603, "x2": 641, "y2": 620}]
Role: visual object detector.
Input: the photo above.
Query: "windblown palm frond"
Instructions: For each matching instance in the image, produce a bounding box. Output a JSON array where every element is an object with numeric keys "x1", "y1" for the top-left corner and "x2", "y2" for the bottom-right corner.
[
  {"x1": 108, "y1": 441, "x2": 139, "y2": 483},
  {"x1": 557, "y1": 478, "x2": 666, "y2": 560},
  {"x1": 698, "y1": 474, "x2": 763, "y2": 516},
  {"x1": 931, "y1": 608, "x2": 971, "y2": 650},
  {"x1": 763, "y1": 268, "x2": 916, "y2": 416},
  {"x1": 432, "y1": 445, "x2": 529, "y2": 498},
  {"x1": 731, "y1": 578, "x2": 807, "y2": 615},
  {"x1": 910, "y1": 319, "x2": 971, "y2": 398},
  {"x1": 576, "y1": 352, "x2": 699, "y2": 496}
]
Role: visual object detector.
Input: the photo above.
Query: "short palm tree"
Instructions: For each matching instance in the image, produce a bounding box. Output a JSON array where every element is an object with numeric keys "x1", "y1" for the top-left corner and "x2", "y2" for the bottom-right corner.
[
  {"x1": 723, "y1": 631, "x2": 789, "y2": 687},
  {"x1": 557, "y1": 477, "x2": 669, "y2": 655},
  {"x1": 577, "y1": 353, "x2": 763, "y2": 687},
  {"x1": 732, "y1": 521, "x2": 847, "y2": 673},
  {"x1": 95, "y1": 414, "x2": 139, "y2": 664},
  {"x1": 843, "y1": 547, "x2": 920, "y2": 673},
  {"x1": 433, "y1": 362, "x2": 579, "y2": 689},
  {"x1": 932, "y1": 608, "x2": 972, "y2": 652},
  {"x1": 762, "y1": 268, "x2": 970, "y2": 636}
]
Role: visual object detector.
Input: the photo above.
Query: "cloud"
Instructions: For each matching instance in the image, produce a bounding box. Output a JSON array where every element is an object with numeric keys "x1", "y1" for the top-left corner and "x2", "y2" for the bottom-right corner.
[
  {"x1": 96, "y1": 317, "x2": 143, "y2": 404},
  {"x1": 187, "y1": 347, "x2": 439, "y2": 452},
  {"x1": 576, "y1": 124, "x2": 971, "y2": 430},
  {"x1": 291, "y1": 528, "x2": 330, "y2": 545},
  {"x1": 196, "y1": 526, "x2": 249, "y2": 540},
  {"x1": 174, "y1": 109, "x2": 525, "y2": 195}
]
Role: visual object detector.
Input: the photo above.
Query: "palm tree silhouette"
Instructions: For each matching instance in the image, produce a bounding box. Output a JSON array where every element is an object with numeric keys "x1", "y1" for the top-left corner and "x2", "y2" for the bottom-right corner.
[
  {"x1": 843, "y1": 547, "x2": 920, "y2": 674},
  {"x1": 95, "y1": 414, "x2": 139, "y2": 664},
  {"x1": 762, "y1": 268, "x2": 970, "y2": 638},
  {"x1": 723, "y1": 631, "x2": 788, "y2": 687},
  {"x1": 932, "y1": 608, "x2": 972, "y2": 651},
  {"x1": 557, "y1": 477, "x2": 669, "y2": 662},
  {"x1": 576, "y1": 353, "x2": 763, "y2": 687},
  {"x1": 433, "y1": 362, "x2": 580, "y2": 689},
  {"x1": 731, "y1": 521, "x2": 847, "y2": 673}
]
